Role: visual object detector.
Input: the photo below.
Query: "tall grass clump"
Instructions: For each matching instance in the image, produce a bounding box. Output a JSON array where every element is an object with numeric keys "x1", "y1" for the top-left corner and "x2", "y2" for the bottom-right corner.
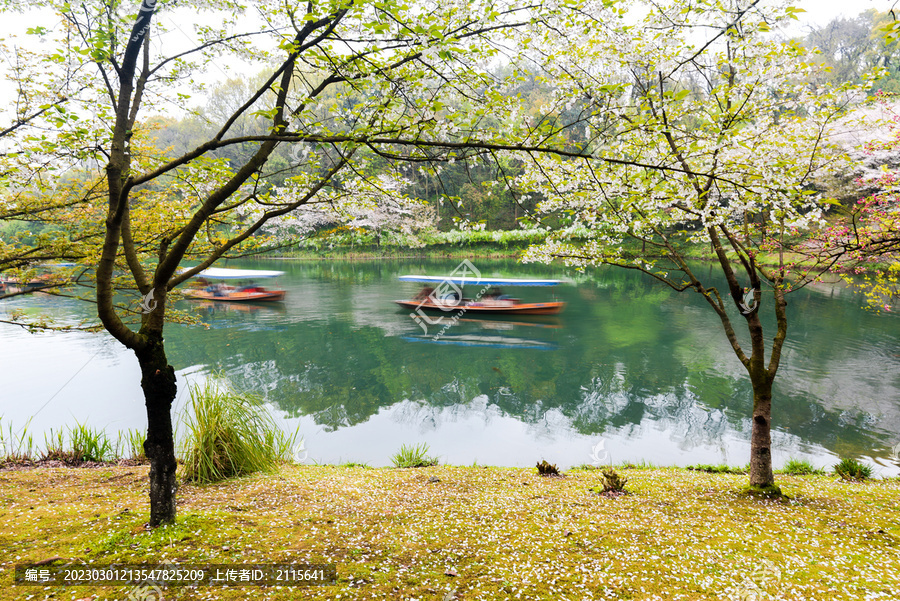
[
  {"x1": 833, "y1": 457, "x2": 873, "y2": 481},
  {"x1": 0, "y1": 418, "x2": 34, "y2": 462},
  {"x1": 391, "y1": 443, "x2": 438, "y2": 468},
  {"x1": 41, "y1": 428, "x2": 72, "y2": 462},
  {"x1": 179, "y1": 381, "x2": 298, "y2": 483},
  {"x1": 40, "y1": 424, "x2": 113, "y2": 463},
  {"x1": 118, "y1": 429, "x2": 147, "y2": 462},
  {"x1": 69, "y1": 423, "x2": 113, "y2": 462}
]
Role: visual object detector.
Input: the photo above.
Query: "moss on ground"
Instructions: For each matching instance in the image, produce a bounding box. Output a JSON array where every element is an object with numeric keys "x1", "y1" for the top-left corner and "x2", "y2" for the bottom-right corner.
[{"x1": 1, "y1": 466, "x2": 898, "y2": 600}]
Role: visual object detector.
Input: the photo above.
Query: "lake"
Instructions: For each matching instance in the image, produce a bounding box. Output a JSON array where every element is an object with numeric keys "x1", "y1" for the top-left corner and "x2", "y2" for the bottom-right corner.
[{"x1": 1, "y1": 258, "x2": 899, "y2": 474}]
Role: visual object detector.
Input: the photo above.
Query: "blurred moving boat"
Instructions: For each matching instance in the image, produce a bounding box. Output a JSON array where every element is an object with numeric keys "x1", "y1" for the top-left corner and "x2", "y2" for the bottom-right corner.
[
  {"x1": 0, "y1": 263, "x2": 75, "y2": 295},
  {"x1": 395, "y1": 275, "x2": 565, "y2": 315},
  {"x1": 183, "y1": 267, "x2": 286, "y2": 302}
]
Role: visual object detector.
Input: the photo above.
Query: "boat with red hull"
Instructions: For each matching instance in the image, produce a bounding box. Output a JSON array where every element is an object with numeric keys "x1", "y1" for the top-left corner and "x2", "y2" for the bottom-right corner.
[
  {"x1": 395, "y1": 274, "x2": 565, "y2": 315},
  {"x1": 183, "y1": 267, "x2": 286, "y2": 302}
]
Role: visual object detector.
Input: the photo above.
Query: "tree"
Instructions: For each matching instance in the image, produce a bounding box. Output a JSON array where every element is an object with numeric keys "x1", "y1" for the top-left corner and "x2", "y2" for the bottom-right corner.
[
  {"x1": 0, "y1": 28, "x2": 97, "y2": 301},
  {"x1": 802, "y1": 10, "x2": 900, "y2": 93},
  {"x1": 810, "y1": 93, "x2": 900, "y2": 311},
  {"x1": 5, "y1": 0, "x2": 600, "y2": 525},
  {"x1": 516, "y1": 0, "x2": 863, "y2": 489}
]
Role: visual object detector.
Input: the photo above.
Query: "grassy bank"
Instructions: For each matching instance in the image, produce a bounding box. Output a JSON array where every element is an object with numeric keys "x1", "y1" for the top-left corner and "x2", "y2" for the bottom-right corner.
[{"x1": 1, "y1": 465, "x2": 898, "y2": 600}]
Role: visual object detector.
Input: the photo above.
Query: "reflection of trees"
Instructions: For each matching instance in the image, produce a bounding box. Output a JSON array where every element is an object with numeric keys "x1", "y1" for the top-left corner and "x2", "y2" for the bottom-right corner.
[{"x1": 161, "y1": 261, "x2": 900, "y2": 458}]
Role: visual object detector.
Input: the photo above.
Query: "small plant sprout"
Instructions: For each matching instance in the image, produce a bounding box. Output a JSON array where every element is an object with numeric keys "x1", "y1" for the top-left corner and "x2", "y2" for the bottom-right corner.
[
  {"x1": 599, "y1": 468, "x2": 628, "y2": 494},
  {"x1": 536, "y1": 460, "x2": 561, "y2": 476}
]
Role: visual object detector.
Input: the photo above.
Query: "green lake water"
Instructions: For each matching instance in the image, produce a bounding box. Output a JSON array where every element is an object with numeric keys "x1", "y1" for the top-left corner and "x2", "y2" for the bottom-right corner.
[{"x1": 1, "y1": 258, "x2": 898, "y2": 473}]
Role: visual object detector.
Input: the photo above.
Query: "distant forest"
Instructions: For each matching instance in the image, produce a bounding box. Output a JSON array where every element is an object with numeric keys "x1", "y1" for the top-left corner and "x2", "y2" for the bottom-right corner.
[{"x1": 138, "y1": 9, "x2": 900, "y2": 233}]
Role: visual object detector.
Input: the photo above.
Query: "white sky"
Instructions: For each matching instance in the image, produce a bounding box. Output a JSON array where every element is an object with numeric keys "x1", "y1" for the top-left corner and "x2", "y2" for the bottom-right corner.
[
  {"x1": 0, "y1": 1, "x2": 897, "y2": 119},
  {"x1": 792, "y1": 0, "x2": 897, "y2": 29}
]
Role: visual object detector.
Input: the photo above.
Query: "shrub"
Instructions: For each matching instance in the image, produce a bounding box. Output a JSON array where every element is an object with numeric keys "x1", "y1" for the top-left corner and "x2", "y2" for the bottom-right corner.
[
  {"x1": 778, "y1": 458, "x2": 824, "y2": 476},
  {"x1": 179, "y1": 381, "x2": 298, "y2": 483},
  {"x1": 536, "y1": 460, "x2": 561, "y2": 476},
  {"x1": 391, "y1": 443, "x2": 438, "y2": 468},
  {"x1": 832, "y1": 457, "x2": 873, "y2": 481}
]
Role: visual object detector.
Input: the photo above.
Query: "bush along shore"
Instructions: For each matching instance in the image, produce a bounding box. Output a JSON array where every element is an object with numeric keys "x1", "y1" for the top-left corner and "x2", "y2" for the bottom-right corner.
[
  {"x1": 1, "y1": 463, "x2": 898, "y2": 600},
  {"x1": 275, "y1": 228, "x2": 893, "y2": 277}
]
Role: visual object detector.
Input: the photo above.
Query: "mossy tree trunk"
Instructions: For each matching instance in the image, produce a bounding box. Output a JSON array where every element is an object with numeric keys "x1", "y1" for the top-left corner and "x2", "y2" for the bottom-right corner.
[
  {"x1": 135, "y1": 331, "x2": 178, "y2": 526},
  {"x1": 748, "y1": 379, "x2": 775, "y2": 487}
]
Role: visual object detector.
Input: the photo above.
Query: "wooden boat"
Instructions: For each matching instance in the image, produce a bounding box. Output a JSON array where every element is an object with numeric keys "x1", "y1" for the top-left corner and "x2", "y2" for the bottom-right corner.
[
  {"x1": 183, "y1": 267, "x2": 286, "y2": 302},
  {"x1": 395, "y1": 274, "x2": 565, "y2": 315}
]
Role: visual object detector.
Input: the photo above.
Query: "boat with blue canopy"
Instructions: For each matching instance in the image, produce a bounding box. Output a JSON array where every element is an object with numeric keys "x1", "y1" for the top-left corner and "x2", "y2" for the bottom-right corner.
[
  {"x1": 395, "y1": 274, "x2": 565, "y2": 315},
  {"x1": 183, "y1": 267, "x2": 286, "y2": 302}
]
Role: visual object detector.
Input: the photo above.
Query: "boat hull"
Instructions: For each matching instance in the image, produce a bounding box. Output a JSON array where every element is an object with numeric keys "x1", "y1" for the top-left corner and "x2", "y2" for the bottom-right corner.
[
  {"x1": 394, "y1": 300, "x2": 564, "y2": 315},
  {"x1": 185, "y1": 289, "x2": 286, "y2": 302}
]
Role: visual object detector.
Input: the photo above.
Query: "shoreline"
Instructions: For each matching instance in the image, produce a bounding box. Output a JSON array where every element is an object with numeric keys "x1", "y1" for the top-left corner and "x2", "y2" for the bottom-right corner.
[{"x1": 259, "y1": 246, "x2": 885, "y2": 278}]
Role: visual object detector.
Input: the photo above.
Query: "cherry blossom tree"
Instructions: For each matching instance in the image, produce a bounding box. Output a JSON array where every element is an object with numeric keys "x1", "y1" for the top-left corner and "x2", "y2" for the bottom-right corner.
[{"x1": 517, "y1": 0, "x2": 864, "y2": 490}]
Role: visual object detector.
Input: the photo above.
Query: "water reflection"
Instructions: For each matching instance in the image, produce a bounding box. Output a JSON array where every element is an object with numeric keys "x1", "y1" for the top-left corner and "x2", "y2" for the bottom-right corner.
[{"x1": 1, "y1": 259, "x2": 898, "y2": 473}]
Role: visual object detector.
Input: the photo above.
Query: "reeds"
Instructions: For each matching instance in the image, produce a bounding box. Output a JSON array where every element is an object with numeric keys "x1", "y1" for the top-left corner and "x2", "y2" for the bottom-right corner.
[
  {"x1": 119, "y1": 428, "x2": 147, "y2": 461},
  {"x1": 179, "y1": 380, "x2": 298, "y2": 483},
  {"x1": 0, "y1": 417, "x2": 34, "y2": 462}
]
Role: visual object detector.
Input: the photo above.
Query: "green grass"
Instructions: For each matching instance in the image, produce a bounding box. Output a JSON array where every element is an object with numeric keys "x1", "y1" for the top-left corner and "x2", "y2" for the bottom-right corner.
[
  {"x1": 1, "y1": 466, "x2": 898, "y2": 600},
  {"x1": 179, "y1": 381, "x2": 299, "y2": 483},
  {"x1": 68, "y1": 422, "x2": 114, "y2": 462},
  {"x1": 118, "y1": 428, "x2": 147, "y2": 462},
  {"x1": 618, "y1": 459, "x2": 659, "y2": 470},
  {"x1": 833, "y1": 457, "x2": 874, "y2": 481},
  {"x1": 778, "y1": 458, "x2": 826, "y2": 476},
  {"x1": 40, "y1": 424, "x2": 114, "y2": 463},
  {"x1": 391, "y1": 443, "x2": 439, "y2": 468},
  {"x1": 0, "y1": 417, "x2": 34, "y2": 462},
  {"x1": 687, "y1": 463, "x2": 749, "y2": 474}
]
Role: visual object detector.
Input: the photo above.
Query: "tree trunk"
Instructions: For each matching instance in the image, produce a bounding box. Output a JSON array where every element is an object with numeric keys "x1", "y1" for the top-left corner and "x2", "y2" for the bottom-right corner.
[
  {"x1": 748, "y1": 379, "x2": 775, "y2": 487},
  {"x1": 135, "y1": 337, "x2": 178, "y2": 526}
]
